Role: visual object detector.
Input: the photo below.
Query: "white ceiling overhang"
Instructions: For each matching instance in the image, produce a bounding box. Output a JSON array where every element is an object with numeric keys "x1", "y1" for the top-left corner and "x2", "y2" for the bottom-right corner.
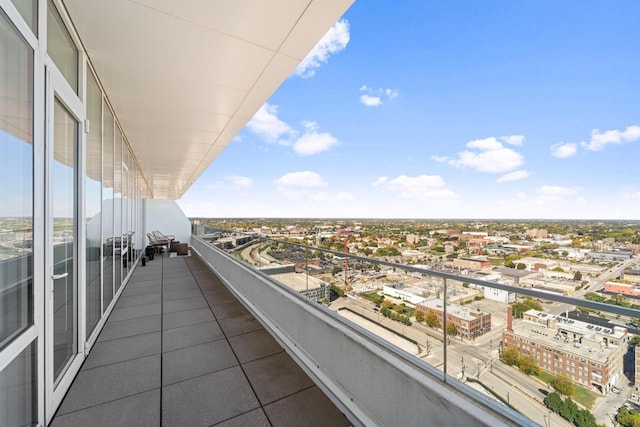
[{"x1": 63, "y1": 0, "x2": 353, "y2": 199}]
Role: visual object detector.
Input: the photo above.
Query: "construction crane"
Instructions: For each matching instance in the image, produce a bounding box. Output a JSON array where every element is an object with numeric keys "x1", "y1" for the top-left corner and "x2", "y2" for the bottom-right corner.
[{"x1": 343, "y1": 236, "x2": 349, "y2": 285}]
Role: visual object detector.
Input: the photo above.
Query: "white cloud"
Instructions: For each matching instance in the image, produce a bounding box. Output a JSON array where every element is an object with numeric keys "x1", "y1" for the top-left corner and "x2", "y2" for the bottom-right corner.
[
  {"x1": 497, "y1": 170, "x2": 530, "y2": 183},
  {"x1": 537, "y1": 185, "x2": 580, "y2": 199},
  {"x1": 359, "y1": 94, "x2": 382, "y2": 107},
  {"x1": 550, "y1": 142, "x2": 577, "y2": 159},
  {"x1": 375, "y1": 174, "x2": 458, "y2": 200},
  {"x1": 359, "y1": 85, "x2": 398, "y2": 106},
  {"x1": 294, "y1": 19, "x2": 350, "y2": 78},
  {"x1": 248, "y1": 104, "x2": 339, "y2": 155},
  {"x1": 247, "y1": 103, "x2": 295, "y2": 143},
  {"x1": 582, "y1": 125, "x2": 640, "y2": 151},
  {"x1": 431, "y1": 155, "x2": 449, "y2": 163},
  {"x1": 448, "y1": 137, "x2": 524, "y2": 173},
  {"x1": 372, "y1": 176, "x2": 388, "y2": 186},
  {"x1": 291, "y1": 121, "x2": 338, "y2": 155},
  {"x1": 274, "y1": 171, "x2": 327, "y2": 189},
  {"x1": 209, "y1": 175, "x2": 253, "y2": 191},
  {"x1": 501, "y1": 135, "x2": 525, "y2": 146}
]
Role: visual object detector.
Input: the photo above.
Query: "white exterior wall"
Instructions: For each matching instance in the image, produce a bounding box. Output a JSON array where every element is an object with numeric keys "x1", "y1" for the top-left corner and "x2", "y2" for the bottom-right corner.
[{"x1": 145, "y1": 200, "x2": 191, "y2": 245}]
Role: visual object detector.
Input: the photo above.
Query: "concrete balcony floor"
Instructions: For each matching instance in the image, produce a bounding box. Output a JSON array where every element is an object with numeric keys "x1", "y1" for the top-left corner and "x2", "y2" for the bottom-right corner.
[{"x1": 51, "y1": 252, "x2": 351, "y2": 427}]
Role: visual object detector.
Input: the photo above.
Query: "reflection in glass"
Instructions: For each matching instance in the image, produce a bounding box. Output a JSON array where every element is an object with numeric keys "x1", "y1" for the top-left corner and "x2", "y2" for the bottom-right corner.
[
  {"x1": 10, "y1": 0, "x2": 37, "y2": 34},
  {"x1": 102, "y1": 105, "x2": 114, "y2": 310},
  {"x1": 114, "y1": 131, "x2": 122, "y2": 291},
  {"x1": 47, "y1": 1, "x2": 77, "y2": 93},
  {"x1": 85, "y1": 72, "x2": 101, "y2": 338},
  {"x1": 0, "y1": 340, "x2": 37, "y2": 426},
  {"x1": 52, "y1": 98, "x2": 77, "y2": 382},
  {"x1": 0, "y1": 9, "x2": 33, "y2": 350}
]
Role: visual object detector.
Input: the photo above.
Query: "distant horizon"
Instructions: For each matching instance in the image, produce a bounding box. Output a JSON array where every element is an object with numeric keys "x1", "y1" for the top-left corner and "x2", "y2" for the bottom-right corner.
[{"x1": 190, "y1": 216, "x2": 640, "y2": 223}]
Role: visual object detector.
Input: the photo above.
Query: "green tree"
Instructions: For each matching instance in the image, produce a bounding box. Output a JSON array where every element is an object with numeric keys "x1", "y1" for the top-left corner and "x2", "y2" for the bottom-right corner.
[
  {"x1": 573, "y1": 270, "x2": 582, "y2": 281},
  {"x1": 517, "y1": 354, "x2": 540, "y2": 375},
  {"x1": 501, "y1": 346, "x2": 520, "y2": 366},
  {"x1": 543, "y1": 392, "x2": 563, "y2": 413},
  {"x1": 630, "y1": 335, "x2": 640, "y2": 346},
  {"x1": 446, "y1": 323, "x2": 458, "y2": 337},
  {"x1": 551, "y1": 374, "x2": 576, "y2": 396},
  {"x1": 331, "y1": 265, "x2": 342, "y2": 277},
  {"x1": 516, "y1": 263, "x2": 526, "y2": 270},
  {"x1": 559, "y1": 397, "x2": 579, "y2": 423},
  {"x1": 425, "y1": 312, "x2": 439, "y2": 328},
  {"x1": 381, "y1": 300, "x2": 394, "y2": 310},
  {"x1": 574, "y1": 409, "x2": 597, "y2": 427},
  {"x1": 415, "y1": 310, "x2": 424, "y2": 323}
]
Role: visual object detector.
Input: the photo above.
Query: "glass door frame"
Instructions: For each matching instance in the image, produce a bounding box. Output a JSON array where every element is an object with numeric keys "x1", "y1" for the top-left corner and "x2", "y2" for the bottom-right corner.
[{"x1": 44, "y1": 62, "x2": 86, "y2": 421}]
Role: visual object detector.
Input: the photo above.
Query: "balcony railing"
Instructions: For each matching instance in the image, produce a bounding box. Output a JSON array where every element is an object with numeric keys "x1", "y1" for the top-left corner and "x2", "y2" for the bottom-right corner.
[{"x1": 192, "y1": 228, "x2": 640, "y2": 427}]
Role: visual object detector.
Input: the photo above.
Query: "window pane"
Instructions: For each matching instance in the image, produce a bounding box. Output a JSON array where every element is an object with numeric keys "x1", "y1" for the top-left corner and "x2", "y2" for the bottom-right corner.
[
  {"x1": 10, "y1": 0, "x2": 37, "y2": 35},
  {"x1": 0, "y1": 340, "x2": 37, "y2": 427},
  {"x1": 102, "y1": 105, "x2": 114, "y2": 311},
  {"x1": 113, "y1": 131, "x2": 122, "y2": 291},
  {"x1": 47, "y1": 1, "x2": 77, "y2": 93},
  {"x1": 0, "y1": 9, "x2": 34, "y2": 350},
  {"x1": 85, "y1": 72, "x2": 101, "y2": 338},
  {"x1": 52, "y1": 98, "x2": 77, "y2": 382}
]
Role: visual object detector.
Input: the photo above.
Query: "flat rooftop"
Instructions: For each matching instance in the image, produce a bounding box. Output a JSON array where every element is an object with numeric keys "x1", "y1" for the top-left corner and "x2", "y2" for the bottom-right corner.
[
  {"x1": 419, "y1": 299, "x2": 488, "y2": 321},
  {"x1": 51, "y1": 253, "x2": 348, "y2": 426},
  {"x1": 269, "y1": 272, "x2": 325, "y2": 292}
]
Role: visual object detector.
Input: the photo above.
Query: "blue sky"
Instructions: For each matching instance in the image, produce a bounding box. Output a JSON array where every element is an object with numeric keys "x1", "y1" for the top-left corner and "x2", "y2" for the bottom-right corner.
[{"x1": 178, "y1": 1, "x2": 640, "y2": 220}]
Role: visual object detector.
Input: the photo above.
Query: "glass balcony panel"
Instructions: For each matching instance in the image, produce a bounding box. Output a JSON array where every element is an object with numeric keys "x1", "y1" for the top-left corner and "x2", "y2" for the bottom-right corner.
[{"x1": 101, "y1": 104, "x2": 114, "y2": 311}]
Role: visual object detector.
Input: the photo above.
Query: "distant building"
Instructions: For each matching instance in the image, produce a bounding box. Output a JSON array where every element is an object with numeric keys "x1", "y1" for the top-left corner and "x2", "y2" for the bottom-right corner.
[
  {"x1": 590, "y1": 251, "x2": 632, "y2": 262},
  {"x1": 623, "y1": 270, "x2": 640, "y2": 284},
  {"x1": 502, "y1": 308, "x2": 627, "y2": 395},
  {"x1": 264, "y1": 265, "x2": 330, "y2": 303},
  {"x1": 526, "y1": 229, "x2": 548, "y2": 238},
  {"x1": 383, "y1": 283, "x2": 428, "y2": 305},
  {"x1": 604, "y1": 281, "x2": 640, "y2": 297},
  {"x1": 406, "y1": 234, "x2": 420, "y2": 244},
  {"x1": 452, "y1": 257, "x2": 491, "y2": 271},
  {"x1": 416, "y1": 299, "x2": 491, "y2": 339}
]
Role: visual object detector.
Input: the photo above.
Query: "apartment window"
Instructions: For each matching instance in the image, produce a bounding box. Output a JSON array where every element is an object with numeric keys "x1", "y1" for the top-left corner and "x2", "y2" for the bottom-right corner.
[
  {"x1": 10, "y1": 0, "x2": 37, "y2": 34},
  {"x1": 102, "y1": 104, "x2": 114, "y2": 310},
  {"x1": 47, "y1": 0, "x2": 77, "y2": 92},
  {"x1": 0, "y1": 8, "x2": 33, "y2": 350},
  {"x1": 85, "y1": 71, "x2": 102, "y2": 338},
  {"x1": 0, "y1": 341, "x2": 36, "y2": 426}
]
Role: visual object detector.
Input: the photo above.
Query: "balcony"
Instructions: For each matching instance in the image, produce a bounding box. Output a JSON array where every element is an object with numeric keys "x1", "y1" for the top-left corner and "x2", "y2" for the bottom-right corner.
[{"x1": 48, "y1": 230, "x2": 540, "y2": 427}]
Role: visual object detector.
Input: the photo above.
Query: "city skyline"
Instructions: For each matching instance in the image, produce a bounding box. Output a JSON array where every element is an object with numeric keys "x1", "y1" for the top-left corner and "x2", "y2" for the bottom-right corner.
[{"x1": 176, "y1": 2, "x2": 638, "y2": 219}]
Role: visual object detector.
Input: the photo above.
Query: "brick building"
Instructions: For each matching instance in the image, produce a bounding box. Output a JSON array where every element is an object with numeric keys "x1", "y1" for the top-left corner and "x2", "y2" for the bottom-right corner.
[
  {"x1": 416, "y1": 299, "x2": 491, "y2": 339},
  {"x1": 502, "y1": 308, "x2": 627, "y2": 395}
]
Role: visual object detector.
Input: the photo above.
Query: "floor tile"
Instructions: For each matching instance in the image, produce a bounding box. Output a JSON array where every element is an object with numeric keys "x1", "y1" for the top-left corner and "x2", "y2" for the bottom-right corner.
[
  {"x1": 162, "y1": 320, "x2": 223, "y2": 352},
  {"x1": 163, "y1": 340, "x2": 238, "y2": 385},
  {"x1": 228, "y1": 329, "x2": 283, "y2": 364},
  {"x1": 97, "y1": 315, "x2": 161, "y2": 342},
  {"x1": 116, "y1": 292, "x2": 161, "y2": 308},
  {"x1": 84, "y1": 332, "x2": 160, "y2": 369},
  {"x1": 264, "y1": 386, "x2": 350, "y2": 427},
  {"x1": 162, "y1": 367, "x2": 259, "y2": 427},
  {"x1": 211, "y1": 301, "x2": 249, "y2": 320},
  {"x1": 218, "y1": 313, "x2": 263, "y2": 337},
  {"x1": 243, "y1": 352, "x2": 314, "y2": 405},
  {"x1": 51, "y1": 389, "x2": 160, "y2": 427},
  {"x1": 163, "y1": 307, "x2": 215, "y2": 330},
  {"x1": 212, "y1": 408, "x2": 271, "y2": 427},
  {"x1": 57, "y1": 355, "x2": 160, "y2": 414},
  {"x1": 109, "y1": 303, "x2": 161, "y2": 322},
  {"x1": 163, "y1": 296, "x2": 209, "y2": 313}
]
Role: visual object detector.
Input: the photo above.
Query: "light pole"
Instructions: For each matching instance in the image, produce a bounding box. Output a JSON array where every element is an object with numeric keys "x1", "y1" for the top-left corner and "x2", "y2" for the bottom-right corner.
[
  {"x1": 477, "y1": 360, "x2": 481, "y2": 379},
  {"x1": 507, "y1": 391, "x2": 510, "y2": 405}
]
